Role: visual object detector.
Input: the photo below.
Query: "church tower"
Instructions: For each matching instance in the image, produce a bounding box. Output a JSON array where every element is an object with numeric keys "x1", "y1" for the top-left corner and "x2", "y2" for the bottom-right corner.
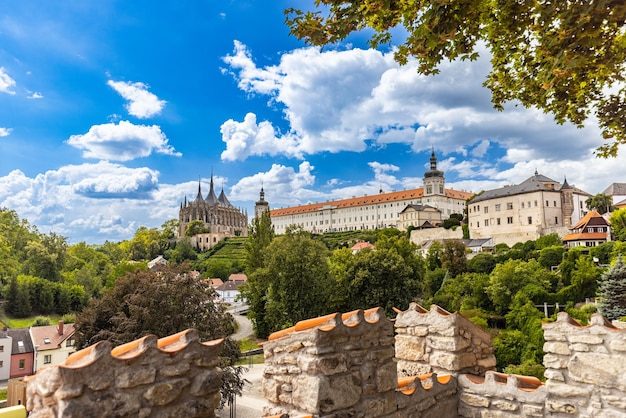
[
  {"x1": 423, "y1": 148, "x2": 445, "y2": 196},
  {"x1": 560, "y1": 177, "x2": 574, "y2": 227},
  {"x1": 255, "y1": 185, "x2": 269, "y2": 218}
]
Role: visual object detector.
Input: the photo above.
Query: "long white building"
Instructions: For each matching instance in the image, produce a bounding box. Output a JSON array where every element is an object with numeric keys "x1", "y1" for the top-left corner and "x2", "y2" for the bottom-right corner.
[{"x1": 270, "y1": 151, "x2": 473, "y2": 234}]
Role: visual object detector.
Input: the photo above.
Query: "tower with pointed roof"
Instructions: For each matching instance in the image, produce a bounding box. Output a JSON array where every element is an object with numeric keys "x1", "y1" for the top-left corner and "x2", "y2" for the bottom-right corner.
[
  {"x1": 255, "y1": 185, "x2": 269, "y2": 218},
  {"x1": 423, "y1": 148, "x2": 445, "y2": 197},
  {"x1": 560, "y1": 177, "x2": 574, "y2": 227},
  {"x1": 178, "y1": 174, "x2": 248, "y2": 248}
]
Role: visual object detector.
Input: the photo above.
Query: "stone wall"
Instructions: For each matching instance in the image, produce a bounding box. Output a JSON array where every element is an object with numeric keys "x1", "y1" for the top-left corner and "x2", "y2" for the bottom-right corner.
[
  {"x1": 395, "y1": 303, "x2": 496, "y2": 377},
  {"x1": 25, "y1": 329, "x2": 223, "y2": 418},
  {"x1": 542, "y1": 312, "x2": 626, "y2": 417},
  {"x1": 457, "y1": 371, "x2": 546, "y2": 417}
]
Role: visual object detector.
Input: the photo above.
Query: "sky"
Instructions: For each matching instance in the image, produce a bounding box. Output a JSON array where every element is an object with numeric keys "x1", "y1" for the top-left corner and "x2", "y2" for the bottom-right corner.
[{"x1": 0, "y1": 1, "x2": 623, "y2": 244}]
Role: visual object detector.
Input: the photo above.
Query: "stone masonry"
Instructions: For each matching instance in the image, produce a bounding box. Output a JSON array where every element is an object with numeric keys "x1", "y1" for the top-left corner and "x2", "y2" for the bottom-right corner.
[
  {"x1": 21, "y1": 306, "x2": 626, "y2": 417},
  {"x1": 25, "y1": 329, "x2": 223, "y2": 418},
  {"x1": 394, "y1": 303, "x2": 496, "y2": 377}
]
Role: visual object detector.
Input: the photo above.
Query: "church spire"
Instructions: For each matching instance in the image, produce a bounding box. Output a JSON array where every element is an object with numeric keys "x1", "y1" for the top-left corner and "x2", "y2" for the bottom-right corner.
[{"x1": 195, "y1": 177, "x2": 203, "y2": 202}]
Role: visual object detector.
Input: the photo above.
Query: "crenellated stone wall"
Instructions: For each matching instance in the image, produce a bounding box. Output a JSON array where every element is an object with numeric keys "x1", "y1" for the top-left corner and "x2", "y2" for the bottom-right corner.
[
  {"x1": 542, "y1": 312, "x2": 626, "y2": 417},
  {"x1": 21, "y1": 306, "x2": 626, "y2": 418},
  {"x1": 457, "y1": 372, "x2": 546, "y2": 417},
  {"x1": 25, "y1": 329, "x2": 224, "y2": 418},
  {"x1": 262, "y1": 308, "x2": 401, "y2": 417},
  {"x1": 394, "y1": 303, "x2": 496, "y2": 377}
]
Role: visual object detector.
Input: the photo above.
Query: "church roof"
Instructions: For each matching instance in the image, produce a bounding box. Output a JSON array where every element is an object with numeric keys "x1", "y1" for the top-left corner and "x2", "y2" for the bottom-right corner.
[
  {"x1": 204, "y1": 176, "x2": 219, "y2": 205},
  {"x1": 218, "y1": 188, "x2": 233, "y2": 208}
]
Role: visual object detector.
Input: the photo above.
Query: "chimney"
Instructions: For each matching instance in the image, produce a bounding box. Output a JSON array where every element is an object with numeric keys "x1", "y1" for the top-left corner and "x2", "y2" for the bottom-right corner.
[{"x1": 58, "y1": 321, "x2": 64, "y2": 335}]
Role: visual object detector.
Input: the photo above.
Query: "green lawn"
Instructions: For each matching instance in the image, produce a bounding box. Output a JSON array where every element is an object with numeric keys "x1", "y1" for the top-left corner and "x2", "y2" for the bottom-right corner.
[{"x1": 0, "y1": 310, "x2": 64, "y2": 329}]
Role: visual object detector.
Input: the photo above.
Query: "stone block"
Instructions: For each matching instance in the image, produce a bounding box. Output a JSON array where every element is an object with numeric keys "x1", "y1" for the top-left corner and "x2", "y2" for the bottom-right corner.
[
  {"x1": 428, "y1": 335, "x2": 471, "y2": 352},
  {"x1": 117, "y1": 368, "x2": 157, "y2": 389},
  {"x1": 609, "y1": 338, "x2": 626, "y2": 352},
  {"x1": 544, "y1": 342, "x2": 571, "y2": 355},
  {"x1": 143, "y1": 378, "x2": 190, "y2": 406},
  {"x1": 567, "y1": 334, "x2": 603, "y2": 345},
  {"x1": 522, "y1": 404, "x2": 544, "y2": 417},
  {"x1": 491, "y1": 399, "x2": 518, "y2": 411},
  {"x1": 546, "y1": 399, "x2": 578, "y2": 414},
  {"x1": 569, "y1": 352, "x2": 626, "y2": 390},
  {"x1": 547, "y1": 381, "x2": 590, "y2": 398},
  {"x1": 569, "y1": 343, "x2": 589, "y2": 352},
  {"x1": 544, "y1": 369, "x2": 564, "y2": 382},
  {"x1": 460, "y1": 393, "x2": 489, "y2": 408},
  {"x1": 543, "y1": 354, "x2": 567, "y2": 369},
  {"x1": 395, "y1": 334, "x2": 426, "y2": 361}
]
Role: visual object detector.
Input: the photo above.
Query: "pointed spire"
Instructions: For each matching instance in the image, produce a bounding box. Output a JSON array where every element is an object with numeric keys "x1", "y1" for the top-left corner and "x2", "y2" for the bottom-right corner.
[
  {"x1": 430, "y1": 146, "x2": 437, "y2": 170},
  {"x1": 205, "y1": 172, "x2": 218, "y2": 205},
  {"x1": 561, "y1": 176, "x2": 572, "y2": 189},
  {"x1": 534, "y1": 169, "x2": 539, "y2": 176},
  {"x1": 195, "y1": 177, "x2": 203, "y2": 202}
]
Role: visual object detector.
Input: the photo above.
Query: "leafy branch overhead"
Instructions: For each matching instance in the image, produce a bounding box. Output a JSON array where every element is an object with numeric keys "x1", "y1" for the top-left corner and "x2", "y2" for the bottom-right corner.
[{"x1": 285, "y1": 1, "x2": 626, "y2": 157}]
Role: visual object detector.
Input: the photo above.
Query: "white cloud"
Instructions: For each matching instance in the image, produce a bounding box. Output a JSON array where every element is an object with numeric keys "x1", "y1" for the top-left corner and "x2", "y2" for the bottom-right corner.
[
  {"x1": 66, "y1": 120, "x2": 181, "y2": 161},
  {"x1": 0, "y1": 127, "x2": 12, "y2": 137},
  {"x1": 107, "y1": 80, "x2": 166, "y2": 118},
  {"x1": 222, "y1": 41, "x2": 601, "y2": 164},
  {"x1": 27, "y1": 91, "x2": 43, "y2": 99},
  {"x1": 220, "y1": 113, "x2": 301, "y2": 160},
  {"x1": 0, "y1": 67, "x2": 16, "y2": 95},
  {"x1": 0, "y1": 163, "x2": 170, "y2": 243}
]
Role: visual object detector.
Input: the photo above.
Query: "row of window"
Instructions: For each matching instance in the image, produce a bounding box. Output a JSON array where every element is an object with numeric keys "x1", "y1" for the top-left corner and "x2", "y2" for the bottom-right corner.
[
  {"x1": 0, "y1": 359, "x2": 33, "y2": 369},
  {"x1": 473, "y1": 216, "x2": 561, "y2": 228}
]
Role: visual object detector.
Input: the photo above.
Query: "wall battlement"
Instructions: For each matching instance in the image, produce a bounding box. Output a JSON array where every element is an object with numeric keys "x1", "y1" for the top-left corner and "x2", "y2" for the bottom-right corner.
[{"x1": 22, "y1": 307, "x2": 626, "y2": 417}]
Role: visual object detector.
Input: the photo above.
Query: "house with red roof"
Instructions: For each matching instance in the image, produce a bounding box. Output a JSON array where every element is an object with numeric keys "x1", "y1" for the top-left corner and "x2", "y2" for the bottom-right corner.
[
  {"x1": 562, "y1": 210, "x2": 611, "y2": 248},
  {"x1": 29, "y1": 321, "x2": 75, "y2": 372}
]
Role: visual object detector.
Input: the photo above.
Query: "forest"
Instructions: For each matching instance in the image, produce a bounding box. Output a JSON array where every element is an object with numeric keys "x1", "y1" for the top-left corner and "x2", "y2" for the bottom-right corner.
[{"x1": 2, "y1": 206, "x2": 626, "y2": 383}]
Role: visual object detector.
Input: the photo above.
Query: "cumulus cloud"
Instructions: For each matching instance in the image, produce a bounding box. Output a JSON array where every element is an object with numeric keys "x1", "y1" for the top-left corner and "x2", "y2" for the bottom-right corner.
[
  {"x1": 220, "y1": 113, "x2": 300, "y2": 160},
  {"x1": 0, "y1": 127, "x2": 12, "y2": 137},
  {"x1": 0, "y1": 163, "x2": 169, "y2": 243},
  {"x1": 107, "y1": 80, "x2": 166, "y2": 118},
  {"x1": 221, "y1": 41, "x2": 600, "y2": 164},
  {"x1": 0, "y1": 67, "x2": 16, "y2": 95},
  {"x1": 66, "y1": 120, "x2": 181, "y2": 161}
]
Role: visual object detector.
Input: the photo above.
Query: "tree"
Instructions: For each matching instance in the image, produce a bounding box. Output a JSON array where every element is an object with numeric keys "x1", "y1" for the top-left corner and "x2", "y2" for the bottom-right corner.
[
  {"x1": 610, "y1": 208, "x2": 626, "y2": 241},
  {"x1": 586, "y1": 193, "x2": 615, "y2": 214},
  {"x1": 538, "y1": 246, "x2": 566, "y2": 271},
  {"x1": 244, "y1": 210, "x2": 274, "y2": 273},
  {"x1": 74, "y1": 263, "x2": 243, "y2": 405},
  {"x1": 262, "y1": 228, "x2": 333, "y2": 332},
  {"x1": 597, "y1": 256, "x2": 626, "y2": 320},
  {"x1": 486, "y1": 259, "x2": 551, "y2": 314},
  {"x1": 467, "y1": 253, "x2": 496, "y2": 274},
  {"x1": 286, "y1": 2, "x2": 626, "y2": 157},
  {"x1": 440, "y1": 240, "x2": 467, "y2": 278}
]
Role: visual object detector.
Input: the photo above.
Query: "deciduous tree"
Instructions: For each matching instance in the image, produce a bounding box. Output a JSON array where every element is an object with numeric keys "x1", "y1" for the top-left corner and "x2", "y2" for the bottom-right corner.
[
  {"x1": 286, "y1": 1, "x2": 626, "y2": 156},
  {"x1": 74, "y1": 263, "x2": 243, "y2": 405}
]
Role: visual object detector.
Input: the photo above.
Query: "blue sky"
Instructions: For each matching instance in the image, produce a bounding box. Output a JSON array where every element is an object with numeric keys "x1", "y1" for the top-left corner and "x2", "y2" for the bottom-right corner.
[{"x1": 0, "y1": 1, "x2": 622, "y2": 244}]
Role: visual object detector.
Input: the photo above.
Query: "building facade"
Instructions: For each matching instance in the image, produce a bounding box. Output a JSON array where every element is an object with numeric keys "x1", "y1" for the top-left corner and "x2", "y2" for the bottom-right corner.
[
  {"x1": 269, "y1": 151, "x2": 473, "y2": 234},
  {"x1": 562, "y1": 210, "x2": 611, "y2": 248},
  {"x1": 468, "y1": 172, "x2": 590, "y2": 246},
  {"x1": 177, "y1": 175, "x2": 248, "y2": 250}
]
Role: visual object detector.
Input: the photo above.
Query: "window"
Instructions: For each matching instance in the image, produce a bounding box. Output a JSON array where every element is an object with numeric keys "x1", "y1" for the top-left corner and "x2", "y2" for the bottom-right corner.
[
  {"x1": 554, "y1": 201, "x2": 557, "y2": 207},
  {"x1": 0, "y1": 361, "x2": 3, "y2": 367},
  {"x1": 19, "y1": 359, "x2": 24, "y2": 369},
  {"x1": 495, "y1": 204, "x2": 501, "y2": 211},
  {"x1": 534, "y1": 200, "x2": 538, "y2": 207},
  {"x1": 546, "y1": 200, "x2": 549, "y2": 206},
  {"x1": 507, "y1": 217, "x2": 513, "y2": 224},
  {"x1": 0, "y1": 345, "x2": 4, "y2": 352},
  {"x1": 485, "y1": 219, "x2": 489, "y2": 226},
  {"x1": 66, "y1": 337, "x2": 75, "y2": 347},
  {"x1": 555, "y1": 217, "x2": 559, "y2": 225},
  {"x1": 588, "y1": 227, "x2": 594, "y2": 233},
  {"x1": 484, "y1": 206, "x2": 489, "y2": 213},
  {"x1": 598, "y1": 227, "x2": 604, "y2": 232},
  {"x1": 521, "y1": 202, "x2": 525, "y2": 208},
  {"x1": 44, "y1": 355, "x2": 52, "y2": 364},
  {"x1": 477, "y1": 221, "x2": 480, "y2": 227},
  {"x1": 497, "y1": 218, "x2": 501, "y2": 225},
  {"x1": 528, "y1": 216, "x2": 533, "y2": 225},
  {"x1": 507, "y1": 202, "x2": 513, "y2": 210},
  {"x1": 43, "y1": 338, "x2": 51, "y2": 345}
]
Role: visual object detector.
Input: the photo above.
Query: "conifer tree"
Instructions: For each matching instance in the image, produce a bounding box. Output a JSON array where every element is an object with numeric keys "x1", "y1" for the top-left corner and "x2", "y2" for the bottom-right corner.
[{"x1": 597, "y1": 256, "x2": 626, "y2": 321}]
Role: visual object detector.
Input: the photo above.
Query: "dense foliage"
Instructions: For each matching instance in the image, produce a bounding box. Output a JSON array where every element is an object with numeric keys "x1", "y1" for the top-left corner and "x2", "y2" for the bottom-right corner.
[
  {"x1": 285, "y1": 1, "x2": 626, "y2": 157},
  {"x1": 74, "y1": 263, "x2": 243, "y2": 406}
]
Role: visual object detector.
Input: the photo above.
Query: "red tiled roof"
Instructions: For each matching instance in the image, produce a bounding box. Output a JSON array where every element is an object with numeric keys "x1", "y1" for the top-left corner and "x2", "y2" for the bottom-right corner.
[
  {"x1": 228, "y1": 273, "x2": 247, "y2": 282},
  {"x1": 269, "y1": 187, "x2": 473, "y2": 217},
  {"x1": 30, "y1": 323, "x2": 75, "y2": 351},
  {"x1": 351, "y1": 241, "x2": 375, "y2": 251}
]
